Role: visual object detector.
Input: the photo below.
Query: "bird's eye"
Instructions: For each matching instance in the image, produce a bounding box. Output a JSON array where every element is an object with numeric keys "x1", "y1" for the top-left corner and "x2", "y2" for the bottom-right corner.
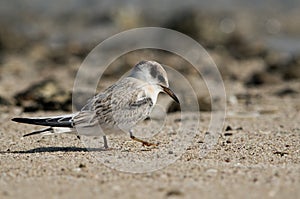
[{"x1": 157, "y1": 74, "x2": 165, "y2": 84}]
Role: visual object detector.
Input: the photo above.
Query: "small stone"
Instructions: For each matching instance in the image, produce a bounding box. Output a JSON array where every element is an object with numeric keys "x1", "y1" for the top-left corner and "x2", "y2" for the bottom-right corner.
[
  {"x1": 79, "y1": 163, "x2": 86, "y2": 168},
  {"x1": 165, "y1": 189, "x2": 183, "y2": 197},
  {"x1": 273, "y1": 151, "x2": 288, "y2": 157},
  {"x1": 225, "y1": 125, "x2": 233, "y2": 131}
]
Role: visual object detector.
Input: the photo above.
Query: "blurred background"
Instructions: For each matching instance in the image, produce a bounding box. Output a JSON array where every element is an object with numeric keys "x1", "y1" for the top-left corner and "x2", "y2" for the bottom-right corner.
[{"x1": 0, "y1": 0, "x2": 299, "y2": 112}]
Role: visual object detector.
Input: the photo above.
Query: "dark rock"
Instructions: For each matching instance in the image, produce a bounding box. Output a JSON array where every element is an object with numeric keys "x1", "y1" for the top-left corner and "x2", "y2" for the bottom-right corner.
[
  {"x1": 267, "y1": 54, "x2": 300, "y2": 80},
  {"x1": 245, "y1": 71, "x2": 282, "y2": 87},
  {"x1": 246, "y1": 73, "x2": 264, "y2": 86},
  {"x1": 274, "y1": 88, "x2": 298, "y2": 97},
  {"x1": 0, "y1": 95, "x2": 12, "y2": 106},
  {"x1": 14, "y1": 79, "x2": 71, "y2": 112}
]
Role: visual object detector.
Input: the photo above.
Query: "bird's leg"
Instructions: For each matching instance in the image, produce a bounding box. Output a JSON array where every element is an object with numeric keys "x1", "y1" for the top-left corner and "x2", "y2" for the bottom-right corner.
[
  {"x1": 129, "y1": 130, "x2": 157, "y2": 146},
  {"x1": 77, "y1": 135, "x2": 109, "y2": 150},
  {"x1": 103, "y1": 135, "x2": 109, "y2": 149}
]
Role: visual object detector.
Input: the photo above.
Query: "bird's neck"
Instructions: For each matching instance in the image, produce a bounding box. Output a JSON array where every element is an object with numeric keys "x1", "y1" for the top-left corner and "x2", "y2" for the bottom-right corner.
[{"x1": 144, "y1": 84, "x2": 161, "y2": 105}]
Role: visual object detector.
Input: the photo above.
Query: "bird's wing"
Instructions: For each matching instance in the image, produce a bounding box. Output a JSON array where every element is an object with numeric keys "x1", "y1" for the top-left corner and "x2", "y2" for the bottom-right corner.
[{"x1": 73, "y1": 77, "x2": 153, "y2": 131}]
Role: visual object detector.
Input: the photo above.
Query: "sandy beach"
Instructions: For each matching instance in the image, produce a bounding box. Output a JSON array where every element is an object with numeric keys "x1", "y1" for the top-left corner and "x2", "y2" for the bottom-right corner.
[{"x1": 0, "y1": 1, "x2": 300, "y2": 198}]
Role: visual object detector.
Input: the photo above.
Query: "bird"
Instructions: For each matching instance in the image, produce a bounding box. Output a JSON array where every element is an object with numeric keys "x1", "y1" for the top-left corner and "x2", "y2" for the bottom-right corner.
[{"x1": 12, "y1": 60, "x2": 180, "y2": 149}]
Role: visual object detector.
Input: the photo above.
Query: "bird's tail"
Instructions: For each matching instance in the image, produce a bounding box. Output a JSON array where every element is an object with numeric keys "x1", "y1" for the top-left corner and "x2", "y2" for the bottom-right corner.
[
  {"x1": 12, "y1": 114, "x2": 74, "y2": 127},
  {"x1": 12, "y1": 114, "x2": 75, "y2": 137}
]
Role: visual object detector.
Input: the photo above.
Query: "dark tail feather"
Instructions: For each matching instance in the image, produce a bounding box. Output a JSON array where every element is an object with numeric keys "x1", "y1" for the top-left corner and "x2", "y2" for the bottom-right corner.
[
  {"x1": 23, "y1": 127, "x2": 54, "y2": 137},
  {"x1": 12, "y1": 116, "x2": 73, "y2": 128}
]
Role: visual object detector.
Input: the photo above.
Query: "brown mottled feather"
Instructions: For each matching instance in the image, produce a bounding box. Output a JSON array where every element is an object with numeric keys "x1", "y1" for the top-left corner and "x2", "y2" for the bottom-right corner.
[{"x1": 73, "y1": 77, "x2": 153, "y2": 132}]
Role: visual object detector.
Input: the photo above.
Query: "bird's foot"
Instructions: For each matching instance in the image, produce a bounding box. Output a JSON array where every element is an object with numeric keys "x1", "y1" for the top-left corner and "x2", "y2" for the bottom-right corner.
[{"x1": 130, "y1": 134, "x2": 158, "y2": 147}]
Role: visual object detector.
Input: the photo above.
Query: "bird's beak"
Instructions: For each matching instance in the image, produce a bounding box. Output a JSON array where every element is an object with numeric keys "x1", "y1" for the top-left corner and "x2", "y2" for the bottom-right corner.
[{"x1": 161, "y1": 85, "x2": 179, "y2": 103}]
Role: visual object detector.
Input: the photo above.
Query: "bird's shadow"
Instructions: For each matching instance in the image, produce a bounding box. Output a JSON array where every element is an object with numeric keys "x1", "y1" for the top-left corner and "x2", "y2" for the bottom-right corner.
[{"x1": 1, "y1": 147, "x2": 106, "y2": 154}]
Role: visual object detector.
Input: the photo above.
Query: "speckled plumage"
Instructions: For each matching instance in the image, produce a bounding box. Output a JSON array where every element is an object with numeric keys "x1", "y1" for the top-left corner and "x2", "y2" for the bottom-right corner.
[
  {"x1": 73, "y1": 77, "x2": 154, "y2": 133},
  {"x1": 12, "y1": 60, "x2": 179, "y2": 147}
]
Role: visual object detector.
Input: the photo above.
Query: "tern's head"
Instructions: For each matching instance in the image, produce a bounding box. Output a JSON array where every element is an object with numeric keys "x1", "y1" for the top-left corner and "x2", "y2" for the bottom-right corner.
[
  {"x1": 129, "y1": 60, "x2": 169, "y2": 87},
  {"x1": 129, "y1": 60, "x2": 179, "y2": 103}
]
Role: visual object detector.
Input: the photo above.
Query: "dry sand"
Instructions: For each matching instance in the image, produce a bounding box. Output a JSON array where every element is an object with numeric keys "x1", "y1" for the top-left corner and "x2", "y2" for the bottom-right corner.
[{"x1": 0, "y1": 80, "x2": 299, "y2": 199}]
